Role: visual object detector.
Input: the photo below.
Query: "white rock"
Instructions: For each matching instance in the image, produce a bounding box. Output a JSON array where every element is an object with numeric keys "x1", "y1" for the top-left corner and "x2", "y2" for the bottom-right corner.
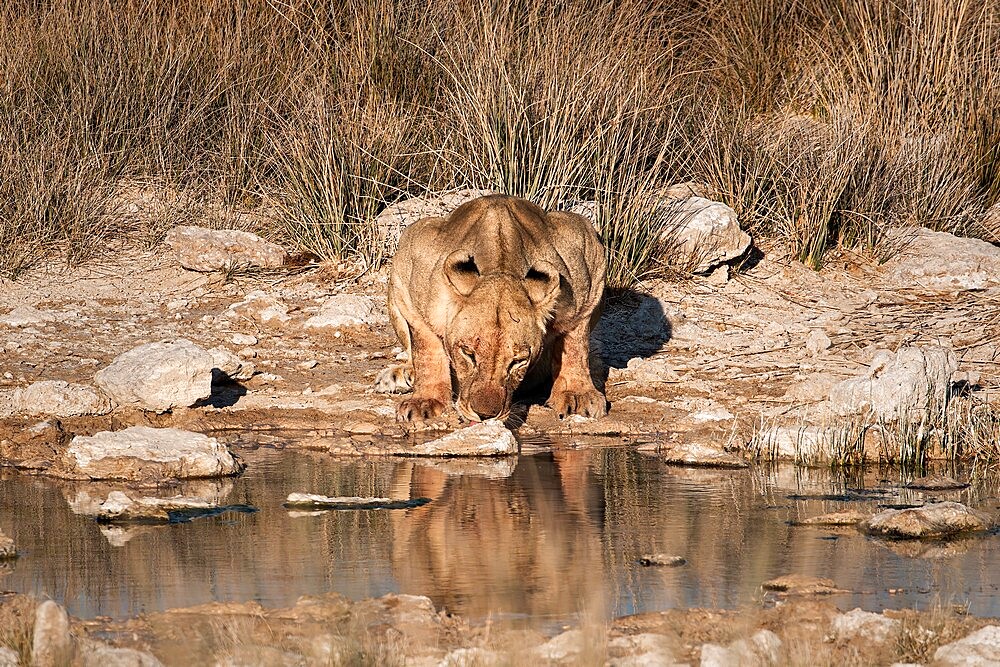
[
  {"x1": 832, "y1": 608, "x2": 900, "y2": 644},
  {"x1": 861, "y1": 501, "x2": 992, "y2": 539},
  {"x1": 0, "y1": 305, "x2": 57, "y2": 327},
  {"x1": 224, "y1": 290, "x2": 292, "y2": 325},
  {"x1": 92, "y1": 490, "x2": 216, "y2": 521},
  {"x1": 32, "y1": 601, "x2": 72, "y2": 667},
  {"x1": 78, "y1": 639, "x2": 164, "y2": 667},
  {"x1": 805, "y1": 330, "x2": 832, "y2": 356},
  {"x1": 208, "y1": 347, "x2": 255, "y2": 381},
  {"x1": 568, "y1": 197, "x2": 751, "y2": 274},
  {"x1": 934, "y1": 625, "x2": 1000, "y2": 666},
  {"x1": 375, "y1": 189, "x2": 494, "y2": 251},
  {"x1": 533, "y1": 629, "x2": 583, "y2": 662},
  {"x1": 411, "y1": 421, "x2": 518, "y2": 457},
  {"x1": 884, "y1": 228, "x2": 1000, "y2": 291},
  {"x1": 828, "y1": 346, "x2": 957, "y2": 420},
  {"x1": 164, "y1": 225, "x2": 288, "y2": 272},
  {"x1": 700, "y1": 629, "x2": 781, "y2": 667},
  {"x1": 63, "y1": 426, "x2": 244, "y2": 482},
  {"x1": 663, "y1": 197, "x2": 752, "y2": 273},
  {"x1": 438, "y1": 647, "x2": 502, "y2": 666},
  {"x1": 607, "y1": 634, "x2": 679, "y2": 667},
  {"x1": 0, "y1": 647, "x2": 18, "y2": 667},
  {"x1": 230, "y1": 333, "x2": 257, "y2": 346},
  {"x1": 95, "y1": 339, "x2": 215, "y2": 412},
  {"x1": 304, "y1": 295, "x2": 387, "y2": 329},
  {"x1": 13, "y1": 380, "x2": 112, "y2": 417}
]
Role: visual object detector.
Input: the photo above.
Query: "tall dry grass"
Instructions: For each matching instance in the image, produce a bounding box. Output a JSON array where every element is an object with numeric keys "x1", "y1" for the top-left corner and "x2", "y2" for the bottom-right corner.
[{"x1": 0, "y1": 0, "x2": 998, "y2": 282}]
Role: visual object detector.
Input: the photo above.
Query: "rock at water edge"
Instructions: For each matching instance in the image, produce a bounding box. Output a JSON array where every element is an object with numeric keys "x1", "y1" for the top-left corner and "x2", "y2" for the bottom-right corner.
[
  {"x1": 409, "y1": 421, "x2": 518, "y2": 457},
  {"x1": 62, "y1": 426, "x2": 244, "y2": 482},
  {"x1": 95, "y1": 339, "x2": 215, "y2": 412}
]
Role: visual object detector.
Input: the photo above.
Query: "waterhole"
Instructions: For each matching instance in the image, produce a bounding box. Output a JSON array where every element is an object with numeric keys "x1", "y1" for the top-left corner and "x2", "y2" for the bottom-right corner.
[{"x1": 0, "y1": 440, "x2": 997, "y2": 624}]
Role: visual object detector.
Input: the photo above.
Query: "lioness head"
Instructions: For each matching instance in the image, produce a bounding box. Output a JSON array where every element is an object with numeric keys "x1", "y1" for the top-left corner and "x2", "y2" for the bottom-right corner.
[{"x1": 442, "y1": 250, "x2": 560, "y2": 421}]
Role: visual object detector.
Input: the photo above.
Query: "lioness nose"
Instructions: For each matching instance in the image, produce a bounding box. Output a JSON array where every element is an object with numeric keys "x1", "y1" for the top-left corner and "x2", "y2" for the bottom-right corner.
[{"x1": 470, "y1": 389, "x2": 506, "y2": 419}]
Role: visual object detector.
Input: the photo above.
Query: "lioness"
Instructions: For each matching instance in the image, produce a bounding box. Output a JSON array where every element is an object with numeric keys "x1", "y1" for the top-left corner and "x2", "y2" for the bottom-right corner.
[{"x1": 375, "y1": 194, "x2": 607, "y2": 422}]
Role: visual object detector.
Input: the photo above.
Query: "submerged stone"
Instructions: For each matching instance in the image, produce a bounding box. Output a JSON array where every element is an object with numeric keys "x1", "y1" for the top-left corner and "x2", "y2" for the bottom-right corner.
[
  {"x1": 284, "y1": 493, "x2": 430, "y2": 510},
  {"x1": 638, "y1": 442, "x2": 748, "y2": 469},
  {"x1": 793, "y1": 509, "x2": 871, "y2": 526},
  {"x1": 761, "y1": 574, "x2": 848, "y2": 596},
  {"x1": 904, "y1": 474, "x2": 969, "y2": 491},
  {"x1": 638, "y1": 554, "x2": 686, "y2": 567},
  {"x1": 860, "y1": 501, "x2": 992, "y2": 539}
]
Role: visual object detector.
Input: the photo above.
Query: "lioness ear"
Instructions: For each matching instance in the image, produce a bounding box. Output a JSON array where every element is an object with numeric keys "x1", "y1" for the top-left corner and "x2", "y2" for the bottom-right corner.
[
  {"x1": 524, "y1": 261, "x2": 560, "y2": 308},
  {"x1": 443, "y1": 250, "x2": 480, "y2": 296}
]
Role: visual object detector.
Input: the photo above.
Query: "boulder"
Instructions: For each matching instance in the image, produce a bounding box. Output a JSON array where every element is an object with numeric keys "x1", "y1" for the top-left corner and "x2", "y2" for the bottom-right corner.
[
  {"x1": 934, "y1": 625, "x2": 1000, "y2": 666},
  {"x1": 904, "y1": 474, "x2": 968, "y2": 491},
  {"x1": 13, "y1": 380, "x2": 112, "y2": 417},
  {"x1": 32, "y1": 601, "x2": 73, "y2": 667},
  {"x1": 0, "y1": 648, "x2": 17, "y2": 667},
  {"x1": 860, "y1": 501, "x2": 992, "y2": 539},
  {"x1": 663, "y1": 197, "x2": 752, "y2": 274},
  {"x1": 59, "y1": 426, "x2": 244, "y2": 482},
  {"x1": 95, "y1": 339, "x2": 215, "y2": 412},
  {"x1": 410, "y1": 421, "x2": 518, "y2": 457},
  {"x1": 566, "y1": 196, "x2": 752, "y2": 274},
  {"x1": 164, "y1": 225, "x2": 288, "y2": 272},
  {"x1": 375, "y1": 189, "x2": 494, "y2": 251},
  {"x1": 304, "y1": 295, "x2": 387, "y2": 329},
  {"x1": 883, "y1": 228, "x2": 1000, "y2": 291},
  {"x1": 831, "y1": 608, "x2": 900, "y2": 644},
  {"x1": 828, "y1": 346, "x2": 957, "y2": 421}
]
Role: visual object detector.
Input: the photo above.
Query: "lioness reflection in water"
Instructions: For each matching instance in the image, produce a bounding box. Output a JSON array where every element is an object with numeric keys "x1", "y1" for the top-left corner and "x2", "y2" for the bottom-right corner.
[{"x1": 388, "y1": 451, "x2": 606, "y2": 620}]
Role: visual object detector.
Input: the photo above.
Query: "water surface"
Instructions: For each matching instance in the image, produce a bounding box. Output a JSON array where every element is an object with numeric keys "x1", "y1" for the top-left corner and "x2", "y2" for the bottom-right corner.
[{"x1": 1, "y1": 442, "x2": 998, "y2": 624}]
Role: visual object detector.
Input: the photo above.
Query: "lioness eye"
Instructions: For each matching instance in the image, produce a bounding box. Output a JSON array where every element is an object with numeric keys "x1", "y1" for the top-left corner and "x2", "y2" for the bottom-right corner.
[{"x1": 460, "y1": 346, "x2": 476, "y2": 365}]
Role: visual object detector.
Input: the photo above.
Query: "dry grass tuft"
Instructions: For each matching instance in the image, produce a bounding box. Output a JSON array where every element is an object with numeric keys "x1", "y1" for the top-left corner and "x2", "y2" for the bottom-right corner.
[{"x1": 1, "y1": 0, "x2": 998, "y2": 283}]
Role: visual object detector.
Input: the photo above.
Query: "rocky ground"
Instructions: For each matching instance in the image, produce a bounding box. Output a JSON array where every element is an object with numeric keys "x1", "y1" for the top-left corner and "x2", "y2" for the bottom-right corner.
[
  {"x1": 2, "y1": 192, "x2": 1000, "y2": 665},
  {"x1": 3, "y1": 588, "x2": 1000, "y2": 666}
]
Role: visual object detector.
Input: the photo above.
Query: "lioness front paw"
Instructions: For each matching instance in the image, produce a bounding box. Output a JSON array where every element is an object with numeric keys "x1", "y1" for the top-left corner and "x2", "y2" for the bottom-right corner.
[
  {"x1": 548, "y1": 389, "x2": 608, "y2": 419},
  {"x1": 374, "y1": 364, "x2": 414, "y2": 394},
  {"x1": 397, "y1": 397, "x2": 447, "y2": 422}
]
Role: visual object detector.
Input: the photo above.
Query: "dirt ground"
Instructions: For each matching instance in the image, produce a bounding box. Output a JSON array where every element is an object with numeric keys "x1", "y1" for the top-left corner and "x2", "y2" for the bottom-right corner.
[{"x1": 0, "y1": 239, "x2": 996, "y2": 460}]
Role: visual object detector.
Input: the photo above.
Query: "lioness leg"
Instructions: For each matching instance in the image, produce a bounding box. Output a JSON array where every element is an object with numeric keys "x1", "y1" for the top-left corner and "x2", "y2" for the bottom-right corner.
[
  {"x1": 396, "y1": 320, "x2": 451, "y2": 422},
  {"x1": 547, "y1": 317, "x2": 607, "y2": 419},
  {"x1": 374, "y1": 298, "x2": 414, "y2": 394}
]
